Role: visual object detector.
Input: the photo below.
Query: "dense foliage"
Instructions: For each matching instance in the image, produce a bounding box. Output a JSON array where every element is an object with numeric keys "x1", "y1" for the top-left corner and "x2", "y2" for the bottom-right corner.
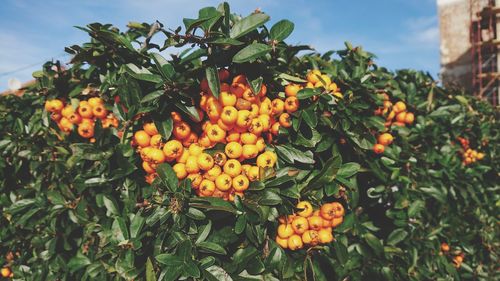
[{"x1": 1, "y1": 3, "x2": 498, "y2": 280}]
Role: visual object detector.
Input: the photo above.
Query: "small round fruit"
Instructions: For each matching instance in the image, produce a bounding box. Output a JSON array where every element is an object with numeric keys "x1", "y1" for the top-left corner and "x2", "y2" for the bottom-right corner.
[
  {"x1": 223, "y1": 159, "x2": 242, "y2": 178},
  {"x1": 1, "y1": 267, "x2": 11, "y2": 278},
  {"x1": 308, "y1": 215, "x2": 324, "y2": 231},
  {"x1": 88, "y1": 97, "x2": 103, "y2": 107},
  {"x1": 241, "y1": 132, "x2": 258, "y2": 145},
  {"x1": 78, "y1": 103, "x2": 94, "y2": 118},
  {"x1": 331, "y1": 216, "x2": 344, "y2": 228},
  {"x1": 306, "y1": 70, "x2": 321, "y2": 84},
  {"x1": 143, "y1": 122, "x2": 159, "y2": 136},
  {"x1": 277, "y1": 223, "x2": 294, "y2": 239},
  {"x1": 173, "y1": 163, "x2": 188, "y2": 179},
  {"x1": 197, "y1": 153, "x2": 215, "y2": 171},
  {"x1": 225, "y1": 142, "x2": 243, "y2": 159},
  {"x1": 232, "y1": 174, "x2": 249, "y2": 192},
  {"x1": 296, "y1": 201, "x2": 313, "y2": 217},
  {"x1": 284, "y1": 96, "x2": 299, "y2": 113},
  {"x1": 204, "y1": 165, "x2": 222, "y2": 181},
  {"x1": 215, "y1": 173, "x2": 232, "y2": 191},
  {"x1": 78, "y1": 122, "x2": 94, "y2": 138},
  {"x1": 330, "y1": 202, "x2": 345, "y2": 218},
  {"x1": 199, "y1": 179, "x2": 216, "y2": 196},
  {"x1": 318, "y1": 228, "x2": 334, "y2": 243},
  {"x1": 404, "y1": 112, "x2": 414, "y2": 124},
  {"x1": 393, "y1": 101, "x2": 407, "y2": 113},
  {"x1": 373, "y1": 143, "x2": 385, "y2": 154},
  {"x1": 185, "y1": 155, "x2": 200, "y2": 174},
  {"x1": 285, "y1": 84, "x2": 301, "y2": 97},
  {"x1": 287, "y1": 234, "x2": 304, "y2": 250},
  {"x1": 207, "y1": 124, "x2": 226, "y2": 143},
  {"x1": 221, "y1": 106, "x2": 238, "y2": 125},
  {"x1": 92, "y1": 104, "x2": 108, "y2": 119},
  {"x1": 378, "y1": 133, "x2": 393, "y2": 146},
  {"x1": 187, "y1": 173, "x2": 203, "y2": 189},
  {"x1": 441, "y1": 242, "x2": 450, "y2": 252},
  {"x1": 302, "y1": 230, "x2": 319, "y2": 245},
  {"x1": 213, "y1": 152, "x2": 227, "y2": 166},
  {"x1": 279, "y1": 113, "x2": 292, "y2": 128},
  {"x1": 247, "y1": 166, "x2": 260, "y2": 181},
  {"x1": 256, "y1": 152, "x2": 274, "y2": 168},
  {"x1": 134, "y1": 130, "x2": 151, "y2": 148},
  {"x1": 163, "y1": 140, "x2": 184, "y2": 159},
  {"x1": 291, "y1": 216, "x2": 309, "y2": 234},
  {"x1": 242, "y1": 144, "x2": 259, "y2": 160},
  {"x1": 173, "y1": 121, "x2": 191, "y2": 140},
  {"x1": 276, "y1": 236, "x2": 289, "y2": 249},
  {"x1": 142, "y1": 161, "x2": 156, "y2": 174}
]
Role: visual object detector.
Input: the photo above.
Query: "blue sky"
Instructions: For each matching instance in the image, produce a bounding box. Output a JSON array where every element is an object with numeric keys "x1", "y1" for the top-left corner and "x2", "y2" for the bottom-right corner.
[{"x1": 0, "y1": 0, "x2": 440, "y2": 90}]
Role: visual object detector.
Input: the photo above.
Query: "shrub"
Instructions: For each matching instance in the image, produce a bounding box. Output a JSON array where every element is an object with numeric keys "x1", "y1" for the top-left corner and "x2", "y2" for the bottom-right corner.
[{"x1": 0, "y1": 3, "x2": 498, "y2": 280}]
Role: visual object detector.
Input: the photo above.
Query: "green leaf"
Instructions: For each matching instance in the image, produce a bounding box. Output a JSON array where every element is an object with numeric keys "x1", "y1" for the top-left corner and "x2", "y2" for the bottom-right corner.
[
  {"x1": 195, "y1": 221, "x2": 212, "y2": 244},
  {"x1": 269, "y1": 19, "x2": 294, "y2": 41},
  {"x1": 258, "y1": 190, "x2": 282, "y2": 205},
  {"x1": 68, "y1": 252, "x2": 91, "y2": 273},
  {"x1": 296, "y1": 88, "x2": 321, "y2": 100},
  {"x1": 387, "y1": 228, "x2": 408, "y2": 246},
  {"x1": 197, "y1": 242, "x2": 227, "y2": 255},
  {"x1": 337, "y1": 162, "x2": 360, "y2": 178},
  {"x1": 157, "y1": 163, "x2": 179, "y2": 191},
  {"x1": 230, "y1": 13, "x2": 270, "y2": 39},
  {"x1": 275, "y1": 144, "x2": 315, "y2": 164},
  {"x1": 155, "y1": 118, "x2": 173, "y2": 140},
  {"x1": 130, "y1": 211, "x2": 145, "y2": 239},
  {"x1": 146, "y1": 258, "x2": 156, "y2": 281},
  {"x1": 125, "y1": 63, "x2": 163, "y2": 83},
  {"x1": 305, "y1": 155, "x2": 342, "y2": 191},
  {"x1": 205, "y1": 66, "x2": 221, "y2": 98},
  {"x1": 364, "y1": 233, "x2": 384, "y2": 256},
  {"x1": 151, "y1": 53, "x2": 175, "y2": 81},
  {"x1": 141, "y1": 90, "x2": 164, "y2": 103},
  {"x1": 156, "y1": 254, "x2": 183, "y2": 266},
  {"x1": 233, "y1": 43, "x2": 272, "y2": 63},
  {"x1": 209, "y1": 38, "x2": 243, "y2": 45}
]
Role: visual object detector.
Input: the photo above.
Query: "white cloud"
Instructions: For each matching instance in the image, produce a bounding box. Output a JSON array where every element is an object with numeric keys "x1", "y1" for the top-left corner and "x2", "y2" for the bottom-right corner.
[{"x1": 404, "y1": 16, "x2": 440, "y2": 46}]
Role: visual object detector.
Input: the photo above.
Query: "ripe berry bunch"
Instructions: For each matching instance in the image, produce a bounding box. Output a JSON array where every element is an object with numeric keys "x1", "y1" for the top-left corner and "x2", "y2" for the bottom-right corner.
[
  {"x1": 452, "y1": 253, "x2": 465, "y2": 268},
  {"x1": 374, "y1": 94, "x2": 414, "y2": 128},
  {"x1": 285, "y1": 70, "x2": 343, "y2": 101},
  {"x1": 44, "y1": 97, "x2": 119, "y2": 140},
  {"x1": 457, "y1": 137, "x2": 484, "y2": 165},
  {"x1": 275, "y1": 201, "x2": 345, "y2": 250},
  {"x1": 133, "y1": 69, "x2": 297, "y2": 200},
  {"x1": 373, "y1": 132, "x2": 394, "y2": 154}
]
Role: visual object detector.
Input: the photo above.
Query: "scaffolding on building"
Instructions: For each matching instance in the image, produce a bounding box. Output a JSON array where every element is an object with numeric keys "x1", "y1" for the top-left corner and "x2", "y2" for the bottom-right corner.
[{"x1": 470, "y1": 0, "x2": 499, "y2": 105}]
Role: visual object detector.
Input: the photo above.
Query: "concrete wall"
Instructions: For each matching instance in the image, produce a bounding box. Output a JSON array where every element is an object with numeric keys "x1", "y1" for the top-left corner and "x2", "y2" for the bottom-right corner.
[{"x1": 438, "y1": 0, "x2": 474, "y2": 89}]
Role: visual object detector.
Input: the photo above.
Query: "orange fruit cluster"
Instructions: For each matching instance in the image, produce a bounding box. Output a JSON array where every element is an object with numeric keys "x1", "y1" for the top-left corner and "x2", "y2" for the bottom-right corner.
[
  {"x1": 457, "y1": 137, "x2": 484, "y2": 165},
  {"x1": 374, "y1": 94, "x2": 414, "y2": 128},
  {"x1": 275, "y1": 201, "x2": 345, "y2": 250},
  {"x1": 452, "y1": 253, "x2": 465, "y2": 268},
  {"x1": 134, "y1": 69, "x2": 296, "y2": 200},
  {"x1": 285, "y1": 69, "x2": 343, "y2": 101},
  {"x1": 0, "y1": 267, "x2": 12, "y2": 278},
  {"x1": 373, "y1": 132, "x2": 393, "y2": 154},
  {"x1": 45, "y1": 97, "x2": 119, "y2": 140}
]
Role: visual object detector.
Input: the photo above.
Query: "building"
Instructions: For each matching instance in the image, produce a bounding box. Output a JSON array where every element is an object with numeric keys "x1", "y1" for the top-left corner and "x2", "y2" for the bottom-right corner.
[{"x1": 439, "y1": 0, "x2": 499, "y2": 105}]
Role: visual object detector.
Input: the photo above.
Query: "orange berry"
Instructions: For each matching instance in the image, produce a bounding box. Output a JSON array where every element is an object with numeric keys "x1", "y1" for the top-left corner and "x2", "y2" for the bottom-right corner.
[
  {"x1": 302, "y1": 230, "x2": 320, "y2": 245},
  {"x1": 291, "y1": 216, "x2": 309, "y2": 234},
  {"x1": 306, "y1": 70, "x2": 321, "y2": 84},
  {"x1": 173, "y1": 163, "x2": 188, "y2": 179},
  {"x1": 241, "y1": 132, "x2": 258, "y2": 145},
  {"x1": 185, "y1": 155, "x2": 200, "y2": 174},
  {"x1": 331, "y1": 216, "x2": 344, "y2": 228},
  {"x1": 395, "y1": 111, "x2": 407, "y2": 123},
  {"x1": 441, "y1": 242, "x2": 450, "y2": 252},
  {"x1": 235, "y1": 97, "x2": 252, "y2": 110},
  {"x1": 187, "y1": 173, "x2": 203, "y2": 189},
  {"x1": 143, "y1": 122, "x2": 159, "y2": 136},
  {"x1": 213, "y1": 152, "x2": 227, "y2": 166},
  {"x1": 256, "y1": 152, "x2": 274, "y2": 168},
  {"x1": 199, "y1": 179, "x2": 216, "y2": 196},
  {"x1": 404, "y1": 112, "x2": 414, "y2": 124},
  {"x1": 378, "y1": 133, "x2": 393, "y2": 146},
  {"x1": 134, "y1": 130, "x2": 151, "y2": 148},
  {"x1": 236, "y1": 110, "x2": 252, "y2": 128},
  {"x1": 308, "y1": 216, "x2": 324, "y2": 231},
  {"x1": 288, "y1": 234, "x2": 303, "y2": 250},
  {"x1": 204, "y1": 165, "x2": 222, "y2": 181},
  {"x1": 318, "y1": 228, "x2": 334, "y2": 243},
  {"x1": 68, "y1": 113, "x2": 82, "y2": 124},
  {"x1": 215, "y1": 173, "x2": 232, "y2": 191},
  {"x1": 242, "y1": 144, "x2": 259, "y2": 160},
  {"x1": 284, "y1": 96, "x2": 299, "y2": 113},
  {"x1": 142, "y1": 161, "x2": 156, "y2": 174},
  {"x1": 188, "y1": 143, "x2": 204, "y2": 156},
  {"x1": 61, "y1": 105, "x2": 75, "y2": 118},
  {"x1": 173, "y1": 121, "x2": 191, "y2": 140},
  {"x1": 219, "y1": 91, "x2": 237, "y2": 107},
  {"x1": 296, "y1": 201, "x2": 313, "y2": 217},
  {"x1": 197, "y1": 153, "x2": 215, "y2": 171},
  {"x1": 279, "y1": 113, "x2": 292, "y2": 128},
  {"x1": 285, "y1": 84, "x2": 301, "y2": 97},
  {"x1": 182, "y1": 132, "x2": 199, "y2": 147},
  {"x1": 271, "y1": 122, "x2": 280, "y2": 135},
  {"x1": 150, "y1": 134, "x2": 163, "y2": 148},
  {"x1": 256, "y1": 137, "x2": 266, "y2": 152},
  {"x1": 163, "y1": 140, "x2": 184, "y2": 159},
  {"x1": 171, "y1": 111, "x2": 183, "y2": 123},
  {"x1": 271, "y1": 99, "x2": 285, "y2": 116},
  {"x1": 92, "y1": 104, "x2": 108, "y2": 119},
  {"x1": 276, "y1": 236, "x2": 289, "y2": 248},
  {"x1": 277, "y1": 223, "x2": 294, "y2": 239},
  {"x1": 221, "y1": 106, "x2": 238, "y2": 125},
  {"x1": 247, "y1": 166, "x2": 260, "y2": 181},
  {"x1": 78, "y1": 102, "x2": 93, "y2": 119},
  {"x1": 207, "y1": 124, "x2": 226, "y2": 143},
  {"x1": 226, "y1": 131, "x2": 240, "y2": 143},
  {"x1": 232, "y1": 174, "x2": 249, "y2": 192},
  {"x1": 249, "y1": 118, "x2": 264, "y2": 135},
  {"x1": 225, "y1": 142, "x2": 243, "y2": 159},
  {"x1": 373, "y1": 143, "x2": 385, "y2": 154},
  {"x1": 223, "y1": 159, "x2": 242, "y2": 178},
  {"x1": 393, "y1": 101, "x2": 406, "y2": 113},
  {"x1": 77, "y1": 122, "x2": 94, "y2": 138}
]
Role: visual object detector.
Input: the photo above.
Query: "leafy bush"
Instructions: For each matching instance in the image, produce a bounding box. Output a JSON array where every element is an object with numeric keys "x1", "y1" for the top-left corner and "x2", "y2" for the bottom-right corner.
[{"x1": 0, "y1": 3, "x2": 498, "y2": 281}]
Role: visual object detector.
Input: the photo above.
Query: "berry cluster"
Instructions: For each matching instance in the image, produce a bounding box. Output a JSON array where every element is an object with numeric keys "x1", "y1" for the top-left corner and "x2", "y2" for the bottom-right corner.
[
  {"x1": 275, "y1": 201, "x2": 345, "y2": 250},
  {"x1": 285, "y1": 69, "x2": 343, "y2": 101},
  {"x1": 374, "y1": 94, "x2": 414, "y2": 128},
  {"x1": 457, "y1": 137, "x2": 484, "y2": 165},
  {"x1": 45, "y1": 97, "x2": 119, "y2": 140},
  {"x1": 133, "y1": 69, "x2": 300, "y2": 200}
]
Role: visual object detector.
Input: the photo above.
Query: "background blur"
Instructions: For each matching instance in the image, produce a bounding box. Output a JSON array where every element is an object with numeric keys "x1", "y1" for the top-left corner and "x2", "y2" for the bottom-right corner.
[{"x1": 0, "y1": 0, "x2": 439, "y2": 90}]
